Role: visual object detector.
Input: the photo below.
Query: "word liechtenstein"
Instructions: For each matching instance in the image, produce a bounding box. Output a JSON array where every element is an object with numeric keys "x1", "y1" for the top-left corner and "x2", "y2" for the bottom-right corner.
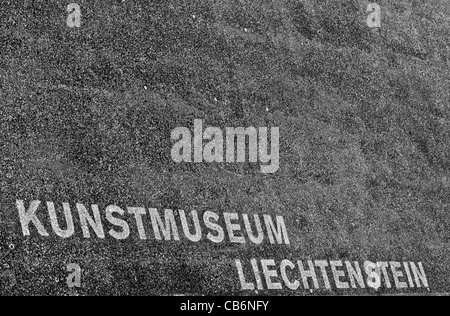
[
  {"x1": 171, "y1": 119, "x2": 280, "y2": 174},
  {"x1": 16, "y1": 200, "x2": 289, "y2": 244},
  {"x1": 236, "y1": 259, "x2": 429, "y2": 291}
]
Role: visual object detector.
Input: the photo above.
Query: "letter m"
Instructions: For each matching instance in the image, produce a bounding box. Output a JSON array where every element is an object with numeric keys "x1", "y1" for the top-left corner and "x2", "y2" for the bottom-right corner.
[
  {"x1": 226, "y1": 127, "x2": 258, "y2": 163},
  {"x1": 263, "y1": 215, "x2": 290, "y2": 245},
  {"x1": 149, "y1": 209, "x2": 180, "y2": 241}
]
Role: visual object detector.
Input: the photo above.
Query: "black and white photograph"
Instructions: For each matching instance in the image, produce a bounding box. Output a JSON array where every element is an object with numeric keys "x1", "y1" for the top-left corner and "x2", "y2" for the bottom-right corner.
[{"x1": 0, "y1": 0, "x2": 449, "y2": 302}]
